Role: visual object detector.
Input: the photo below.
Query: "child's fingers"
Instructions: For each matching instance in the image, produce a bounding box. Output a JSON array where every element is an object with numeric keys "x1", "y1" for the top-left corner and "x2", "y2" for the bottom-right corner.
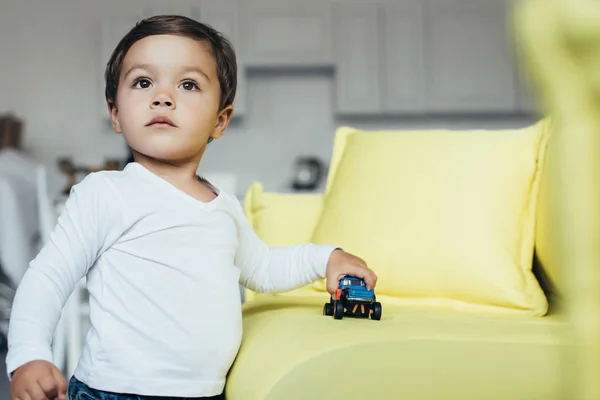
[
  {"x1": 326, "y1": 279, "x2": 339, "y2": 295},
  {"x1": 347, "y1": 255, "x2": 378, "y2": 289},
  {"x1": 24, "y1": 383, "x2": 44, "y2": 400},
  {"x1": 325, "y1": 250, "x2": 378, "y2": 293},
  {"x1": 50, "y1": 366, "x2": 67, "y2": 399},
  {"x1": 14, "y1": 393, "x2": 32, "y2": 400},
  {"x1": 352, "y1": 264, "x2": 377, "y2": 290},
  {"x1": 38, "y1": 373, "x2": 58, "y2": 395}
]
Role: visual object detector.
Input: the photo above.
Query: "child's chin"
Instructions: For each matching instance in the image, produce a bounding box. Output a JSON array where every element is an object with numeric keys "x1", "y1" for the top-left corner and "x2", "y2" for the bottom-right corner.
[{"x1": 143, "y1": 148, "x2": 199, "y2": 162}]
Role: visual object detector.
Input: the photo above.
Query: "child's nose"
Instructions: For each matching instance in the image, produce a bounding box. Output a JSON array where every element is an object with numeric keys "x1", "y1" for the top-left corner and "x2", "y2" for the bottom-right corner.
[
  {"x1": 151, "y1": 93, "x2": 175, "y2": 109},
  {"x1": 152, "y1": 99, "x2": 173, "y2": 107}
]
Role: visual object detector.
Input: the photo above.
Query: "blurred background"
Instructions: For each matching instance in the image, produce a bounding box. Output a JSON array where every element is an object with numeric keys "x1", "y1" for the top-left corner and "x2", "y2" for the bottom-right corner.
[
  {"x1": 0, "y1": 0, "x2": 539, "y2": 195},
  {"x1": 0, "y1": 0, "x2": 542, "y2": 395}
]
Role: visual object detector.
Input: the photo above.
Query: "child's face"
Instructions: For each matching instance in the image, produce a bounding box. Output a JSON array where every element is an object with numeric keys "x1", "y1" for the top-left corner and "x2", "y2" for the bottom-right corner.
[{"x1": 109, "y1": 34, "x2": 231, "y2": 162}]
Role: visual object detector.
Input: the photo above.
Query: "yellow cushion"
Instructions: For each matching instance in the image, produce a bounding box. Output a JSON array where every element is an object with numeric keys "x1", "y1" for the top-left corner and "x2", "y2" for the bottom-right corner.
[
  {"x1": 243, "y1": 182, "x2": 324, "y2": 301},
  {"x1": 226, "y1": 295, "x2": 567, "y2": 400},
  {"x1": 532, "y1": 118, "x2": 563, "y2": 296},
  {"x1": 311, "y1": 122, "x2": 551, "y2": 316}
]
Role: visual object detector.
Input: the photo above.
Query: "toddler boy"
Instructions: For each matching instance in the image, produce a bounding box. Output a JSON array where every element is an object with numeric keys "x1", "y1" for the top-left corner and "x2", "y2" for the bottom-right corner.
[{"x1": 6, "y1": 15, "x2": 377, "y2": 400}]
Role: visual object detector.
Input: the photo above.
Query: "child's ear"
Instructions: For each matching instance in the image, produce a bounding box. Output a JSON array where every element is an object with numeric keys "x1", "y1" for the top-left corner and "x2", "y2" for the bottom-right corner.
[
  {"x1": 210, "y1": 105, "x2": 234, "y2": 141},
  {"x1": 108, "y1": 101, "x2": 122, "y2": 134}
]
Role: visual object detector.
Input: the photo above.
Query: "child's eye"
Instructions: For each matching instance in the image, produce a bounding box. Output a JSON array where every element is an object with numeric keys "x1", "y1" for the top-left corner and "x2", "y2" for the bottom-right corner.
[
  {"x1": 132, "y1": 78, "x2": 152, "y2": 89},
  {"x1": 180, "y1": 80, "x2": 200, "y2": 91}
]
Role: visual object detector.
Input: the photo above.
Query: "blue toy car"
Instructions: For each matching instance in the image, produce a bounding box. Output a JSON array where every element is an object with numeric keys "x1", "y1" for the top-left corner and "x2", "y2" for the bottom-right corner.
[{"x1": 323, "y1": 276, "x2": 382, "y2": 320}]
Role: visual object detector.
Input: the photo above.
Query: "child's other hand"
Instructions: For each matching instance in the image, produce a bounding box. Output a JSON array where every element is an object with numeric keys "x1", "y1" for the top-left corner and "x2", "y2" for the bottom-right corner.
[
  {"x1": 325, "y1": 249, "x2": 377, "y2": 295},
  {"x1": 10, "y1": 360, "x2": 67, "y2": 400}
]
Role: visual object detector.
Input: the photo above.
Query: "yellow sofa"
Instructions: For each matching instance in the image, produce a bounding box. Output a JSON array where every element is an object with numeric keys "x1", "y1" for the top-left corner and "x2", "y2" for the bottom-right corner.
[
  {"x1": 224, "y1": 120, "x2": 570, "y2": 400},
  {"x1": 225, "y1": 0, "x2": 600, "y2": 397}
]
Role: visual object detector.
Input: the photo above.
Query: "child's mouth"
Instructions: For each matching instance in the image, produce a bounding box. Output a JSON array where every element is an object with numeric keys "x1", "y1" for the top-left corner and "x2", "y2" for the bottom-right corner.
[{"x1": 146, "y1": 115, "x2": 177, "y2": 127}]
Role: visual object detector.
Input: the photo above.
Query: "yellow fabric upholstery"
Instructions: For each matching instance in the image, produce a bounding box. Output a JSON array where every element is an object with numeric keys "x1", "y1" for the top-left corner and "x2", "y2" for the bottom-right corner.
[
  {"x1": 228, "y1": 0, "x2": 600, "y2": 395},
  {"x1": 243, "y1": 182, "x2": 323, "y2": 247},
  {"x1": 233, "y1": 121, "x2": 571, "y2": 400},
  {"x1": 226, "y1": 295, "x2": 567, "y2": 400},
  {"x1": 531, "y1": 118, "x2": 563, "y2": 296},
  {"x1": 310, "y1": 123, "x2": 550, "y2": 316},
  {"x1": 514, "y1": 0, "x2": 600, "y2": 396}
]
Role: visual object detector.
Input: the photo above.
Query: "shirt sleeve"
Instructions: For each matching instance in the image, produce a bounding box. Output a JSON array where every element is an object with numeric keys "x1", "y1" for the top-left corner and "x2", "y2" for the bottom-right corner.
[
  {"x1": 5, "y1": 173, "x2": 123, "y2": 377},
  {"x1": 228, "y1": 194, "x2": 338, "y2": 293}
]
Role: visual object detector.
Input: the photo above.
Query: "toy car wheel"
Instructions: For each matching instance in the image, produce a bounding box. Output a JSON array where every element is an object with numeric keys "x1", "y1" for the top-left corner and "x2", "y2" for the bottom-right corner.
[
  {"x1": 323, "y1": 303, "x2": 334, "y2": 316},
  {"x1": 371, "y1": 302, "x2": 382, "y2": 320},
  {"x1": 333, "y1": 300, "x2": 344, "y2": 320}
]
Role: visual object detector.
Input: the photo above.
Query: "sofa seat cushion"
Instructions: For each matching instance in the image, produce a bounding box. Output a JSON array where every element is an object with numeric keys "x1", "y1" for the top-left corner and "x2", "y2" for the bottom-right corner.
[{"x1": 226, "y1": 295, "x2": 567, "y2": 400}]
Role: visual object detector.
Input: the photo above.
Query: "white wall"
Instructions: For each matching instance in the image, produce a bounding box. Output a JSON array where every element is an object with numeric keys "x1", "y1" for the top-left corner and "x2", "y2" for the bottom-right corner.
[{"x1": 0, "y1": 0, "x2": 537, "y2": 195}]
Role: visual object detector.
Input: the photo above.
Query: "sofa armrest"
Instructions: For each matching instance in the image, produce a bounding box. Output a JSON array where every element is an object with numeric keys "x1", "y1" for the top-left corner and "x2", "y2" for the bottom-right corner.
[{"x1": 515, "y1": 0, "x2": 600, "y2": 398}]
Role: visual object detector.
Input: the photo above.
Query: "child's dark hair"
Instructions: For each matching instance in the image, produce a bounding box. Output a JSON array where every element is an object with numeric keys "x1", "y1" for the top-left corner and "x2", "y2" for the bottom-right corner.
[{"x1": 104, "y1": 15, "x2": 237, "y2": 112}]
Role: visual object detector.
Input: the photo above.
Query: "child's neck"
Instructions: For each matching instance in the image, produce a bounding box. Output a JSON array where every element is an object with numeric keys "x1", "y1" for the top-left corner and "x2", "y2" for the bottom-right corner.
[
  {"x1": 133, "y1": 152, "x2": 202, "y2": 185},
  {"x1": 132, "y1": 151, "x2": 219, "y2": 202}
]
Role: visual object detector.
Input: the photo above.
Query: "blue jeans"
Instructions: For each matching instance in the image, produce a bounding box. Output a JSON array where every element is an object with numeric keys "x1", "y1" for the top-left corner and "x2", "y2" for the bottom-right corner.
[{"x1": 68, "y1": 376, "x2": 225, "y2": 400}]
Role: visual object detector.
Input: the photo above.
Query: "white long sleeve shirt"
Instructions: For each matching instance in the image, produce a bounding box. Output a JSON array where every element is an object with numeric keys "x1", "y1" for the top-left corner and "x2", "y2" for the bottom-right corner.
[{"x1": 6, "y1": 162, "x2": 336, "y2": 397}]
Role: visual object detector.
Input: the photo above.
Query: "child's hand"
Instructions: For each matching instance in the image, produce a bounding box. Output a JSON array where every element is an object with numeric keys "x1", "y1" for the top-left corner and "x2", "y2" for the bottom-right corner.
[
  {"x1": 325, "y1": 249, "x2": 377, "y2": 295},
  {"x1": 10, "y1": 360, "x2": 67, "y2": 400}
]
